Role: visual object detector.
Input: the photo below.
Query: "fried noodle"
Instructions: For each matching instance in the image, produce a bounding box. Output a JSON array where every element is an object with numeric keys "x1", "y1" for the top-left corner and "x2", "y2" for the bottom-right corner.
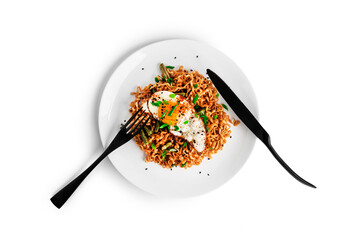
[{"x1": 129, "y1": 66, "x2": 240, "y2": 168}]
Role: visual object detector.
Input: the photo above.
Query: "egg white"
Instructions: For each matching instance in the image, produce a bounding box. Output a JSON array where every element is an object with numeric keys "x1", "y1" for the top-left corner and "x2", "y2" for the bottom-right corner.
[{"x1": 147, "y1": 91, "x2": 206, "y2": 152}]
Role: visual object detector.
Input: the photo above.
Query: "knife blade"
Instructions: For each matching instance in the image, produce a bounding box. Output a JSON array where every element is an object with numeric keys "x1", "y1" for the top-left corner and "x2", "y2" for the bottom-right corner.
[{"x1": 207, "y1": 69, "x2": 316, "y2": 188}]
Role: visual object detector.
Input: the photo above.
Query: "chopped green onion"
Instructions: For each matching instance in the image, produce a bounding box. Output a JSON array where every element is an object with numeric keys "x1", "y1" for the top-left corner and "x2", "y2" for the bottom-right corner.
[
  {"x1": 151, "y1": 101, "x2": 161, "y2": 107},
  {"x1": 155, "y1": 77, "x2": 159, "y2": 83},
  {"x1": 160, "y1": 110, "x2": 167, "y2": 119},
  {"x1": 201, "y1": 115, "x2": 208, "y2": 123},
  {"x1": 176, "y1": 92, "x2": 185, "y2": 97},
  {"x1": 184, "y1": 120, "x2": 189, "y2": 124},
  {"x1": 163, "y1": 99, "x2": 169, "y2": 105},
  {"x1": 181, "y1": 162, "x2": 187, "y2": 167},
  {"x1": 194, "y1": 113, "x2": 199, "y2": 118},
  {"x1": 169, "y1": 148, "x2": 177, "y2": 152},
  {"x1": 214, "y1": 115, "x2": 218, "y2": 120},
  {"x1": 222, "y1": 104, "x2": 228, "y2": 110},
  {"x1": 168, "y1": 125, "x2": 171, "y2": 131},
  {"x1": 169, "y1": 121, "x2": 173, "y2": 125},
  {"x1": 183, "y1": 141, "x2": 187, "y2": 148},
  {"x1": 151, "y1": 143, "x2": 156, "y2": 150},
  {"x1": 170, "y1": 93, "x2": 176, "y2": 98},
  {"x1": 161, "y1": 150, "x2": 168, "y2": 161},
  {"x1": 168, "y1": 104, "x2": 177, "y2": 116},
  {"x1": 194, "y1": 84, "x2": 198, "y2": 88},
  {"x1": 209, "y1": 147, "x2": 214, "y2": 150},
  {"x1": 166, "y1": 66, "x2": 175, "y2": 69},
  {"x1": 193, "y1": 94, "x2": 199, "y2": 104},
  {"x1": 160, "y1": 123, "x2": 169, "y2": 129},
  {"x1": 194, "y1": 105, "x2": 200, "y2": 110},
  {"x1": 151, "y1": 88, "x2": 155, "y2": 93},
  {"x1": 216, "y1": 93, "x2": 219, "y2": 98},
  {"x1": 167, "y1": 78, "x2": 173, "y2": 85},
  {"x1": 174, "y1": 125, "x2": 180, "y2": 131},
  {"x1": 201, "y1": 115, "x2": 208, "y2": 130}
]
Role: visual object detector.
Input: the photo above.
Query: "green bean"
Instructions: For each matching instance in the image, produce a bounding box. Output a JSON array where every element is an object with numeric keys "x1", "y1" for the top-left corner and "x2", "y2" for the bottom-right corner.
[
  {"x1": 160, "y1": 63, "x2": 170, "y2": 80},
  {"x1": 154, "y1": 121, "x2": 160, "y2": 133},
  {"x1": 144, "y1": 126, "x2": 152, "y2": 136},
  {"x1": 176, "y1": 92, "x2": 185, "y2": 97},
  {"x1": 140, "y1": 129, "x2": 149, "y2": 145},
  {"x1": 162, "y1": 142, "x2": 172, "y2": 150}
]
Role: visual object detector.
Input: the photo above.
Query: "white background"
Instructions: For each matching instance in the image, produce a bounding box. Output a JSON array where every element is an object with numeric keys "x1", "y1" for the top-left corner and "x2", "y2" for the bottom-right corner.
[{"x1": 1, "y1": 0, "x2": 359, "y2": 239}]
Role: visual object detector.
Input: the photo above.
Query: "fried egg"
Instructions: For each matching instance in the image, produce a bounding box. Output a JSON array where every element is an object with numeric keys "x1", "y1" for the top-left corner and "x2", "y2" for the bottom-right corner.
[{"x1": 145, "y1": 91, "x2": 206, "y2": 152}]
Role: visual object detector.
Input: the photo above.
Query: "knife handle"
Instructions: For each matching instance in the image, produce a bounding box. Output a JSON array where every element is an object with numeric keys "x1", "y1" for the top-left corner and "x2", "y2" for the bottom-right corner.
[{"x1": 263, "y1": 135, "x2": 316, "y2": 188}]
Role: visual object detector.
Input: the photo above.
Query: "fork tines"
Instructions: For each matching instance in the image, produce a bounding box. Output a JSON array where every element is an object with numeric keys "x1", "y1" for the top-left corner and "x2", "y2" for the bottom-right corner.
[{"x1": 123, "y1": 108, "x2": 151, "y2": 136}]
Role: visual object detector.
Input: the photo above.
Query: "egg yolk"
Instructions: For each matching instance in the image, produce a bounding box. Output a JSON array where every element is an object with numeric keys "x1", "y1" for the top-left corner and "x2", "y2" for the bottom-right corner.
[{"x1": 158, "y1": 101, "x2": 181, "y2": 125}]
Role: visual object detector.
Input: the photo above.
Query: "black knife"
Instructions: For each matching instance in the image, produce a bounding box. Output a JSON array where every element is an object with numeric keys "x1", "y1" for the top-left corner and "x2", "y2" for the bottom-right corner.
[{"x1": 207, "y1": 69, "x2": 316, "y2": 188}]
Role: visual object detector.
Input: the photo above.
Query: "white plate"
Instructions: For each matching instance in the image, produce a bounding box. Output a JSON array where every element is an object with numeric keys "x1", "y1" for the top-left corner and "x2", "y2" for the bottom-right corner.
[{"x1": 98, "y1": 39, "x2": 258, "y2": 197}]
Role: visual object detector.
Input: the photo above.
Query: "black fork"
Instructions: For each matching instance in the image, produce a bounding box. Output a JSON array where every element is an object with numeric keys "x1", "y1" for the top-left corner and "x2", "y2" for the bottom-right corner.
[{"x1": 50, "y1": 109, "x2": 150, "y2": 209}]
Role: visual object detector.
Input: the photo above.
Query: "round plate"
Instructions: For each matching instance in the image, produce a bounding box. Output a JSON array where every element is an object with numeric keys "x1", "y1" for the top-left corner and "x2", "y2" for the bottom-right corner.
[{"x1": 98, "y1": 39, "x2": 258, "y2": 197}]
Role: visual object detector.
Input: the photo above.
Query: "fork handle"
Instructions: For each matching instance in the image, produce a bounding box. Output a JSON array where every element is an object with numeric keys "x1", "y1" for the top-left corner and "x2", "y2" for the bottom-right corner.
[
  {"x1": 50, "y1": 145, "x2": 116, "y2": 209},
  {"x1": 263, "y1": 136, "x2": 316, "y2": 188}
]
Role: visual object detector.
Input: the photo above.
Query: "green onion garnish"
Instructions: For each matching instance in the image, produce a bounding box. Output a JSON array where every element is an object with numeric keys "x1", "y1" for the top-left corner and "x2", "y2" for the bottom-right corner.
[
  {"x1": 167, "y1": 78, "x2": 173, "y2": 85},
  {"x1": 170, "y1": 93, "x2": 176, "y2": 98},
  {"x1": 166, "y1": 66, "x2": 175, "y2": 69},
  {"x1": 194, "y1": 84, "x2": 198, "y2": 88},
  {"x1": 201, "y1": 115, "x2": 208, "y2": 124},
  {"x1": 194, "y1": 112, "x2": 199, "y2": 118},
  {"x1": 151, "y1": 101, "x2": 161, "y2": 107},
  {"x1": 160, "y1": 110, "x2": 167, "y2": 119},
  {"x1": 151, "y1": 88, "x2": 155, "y2": 93},
  {"x1": 214, "y1": 115, "x2": 218, "y2": 120},
  {"x1": 193, "y1": 94, "x2": 199, "y2": 104},
  {"x1": 222, "y1": 104, "x2": 228, "y2": 110},
  {"x1": 201, "y1": 115, "x2": 208, "y2": 130},
  {"x1": 168, "y1": 104, "x2": 177, "y2": 116},
  {"x1": 161, "y1": 150, "x2": 168, "y2": 161},
  {"x1": 209, "y1": 147, "x2": 214, "y2": 150},
  {"x1": 183, "y1": 141, "x2": 187, "y2": 148},
  {"x1": 155, "y1": 77, "x2": 159, "y2": 83},
  {"x1": 184, "y1": 120, "x2": 189, "y2": 124},
  {"x1": 181, "y1": 162, "x2": 187, "y2": 167},
  {"x1": 151, "y1": 143, "x2": 156, "y2": 150},
  {"x1": 194, "y1": 105, "x2": 200, "y2": 110},
  {"x1": 169, "y1": 121, "x2": 172, "y2": 125},
  {"x1": 174, "y1": 125, "x2": 179, "y2": 131},
  {"x1": 163, "y1": 99, "x2": 169, "y2": 105},
  {"x1": 216, "y1": 93, "x2": 219, "y2": 98},
  {"x1": 160, "y1": 123, "x2": 169, "y2": 129}
]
